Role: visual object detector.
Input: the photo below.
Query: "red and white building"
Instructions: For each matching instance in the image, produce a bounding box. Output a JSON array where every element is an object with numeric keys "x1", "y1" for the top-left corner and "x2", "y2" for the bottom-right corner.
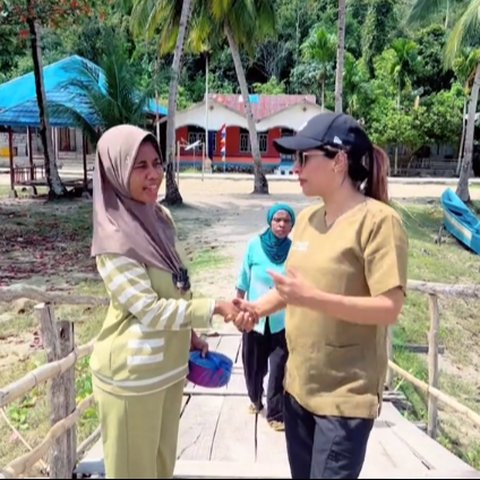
[{"x1": 173, "y1": 94, "x2": 326, "y2": 172}]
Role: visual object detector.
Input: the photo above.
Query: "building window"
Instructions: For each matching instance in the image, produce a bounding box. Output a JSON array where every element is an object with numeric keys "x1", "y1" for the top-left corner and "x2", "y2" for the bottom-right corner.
[
  {"x1": 187, "y1": 127, "x2": 205, "y2": 149},
  {"x1": 240, "y1": 130, "x2": 268, "y2": 153},
  {"x1": 240, "y1": 131, "x2": 250, "y2": 153},
  {"x1": 258, "y1": 133, "x2": 268, "y2": 153}
]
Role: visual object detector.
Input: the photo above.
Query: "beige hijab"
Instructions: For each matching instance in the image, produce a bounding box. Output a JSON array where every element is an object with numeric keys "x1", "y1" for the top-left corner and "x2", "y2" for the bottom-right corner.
[{"x1": 91, "y1": 124, "x2": 186, "y2": 285}]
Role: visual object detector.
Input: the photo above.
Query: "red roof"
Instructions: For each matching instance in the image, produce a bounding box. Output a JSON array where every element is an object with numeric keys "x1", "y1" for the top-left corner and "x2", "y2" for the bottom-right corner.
[{"x1": 209, "y1": 94, "x2": 317, "y2": 121}]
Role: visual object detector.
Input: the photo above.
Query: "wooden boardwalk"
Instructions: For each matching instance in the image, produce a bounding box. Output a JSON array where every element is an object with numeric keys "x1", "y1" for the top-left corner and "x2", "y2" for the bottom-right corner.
[{"x1": 76, "y1": 331, "x2": 480, "y2": 479}]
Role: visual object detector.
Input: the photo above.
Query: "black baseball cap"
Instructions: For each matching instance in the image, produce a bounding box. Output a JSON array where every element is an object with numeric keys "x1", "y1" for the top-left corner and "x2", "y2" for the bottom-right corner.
[{"x1": 273, "y1": 112, "x2": 373, "y2": 157}]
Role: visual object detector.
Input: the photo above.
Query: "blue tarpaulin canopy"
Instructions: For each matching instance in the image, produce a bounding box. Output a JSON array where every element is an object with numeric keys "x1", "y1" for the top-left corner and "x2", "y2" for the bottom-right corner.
[{"x1": 0, "y1": 55, "x2": 167, "y2": 128}]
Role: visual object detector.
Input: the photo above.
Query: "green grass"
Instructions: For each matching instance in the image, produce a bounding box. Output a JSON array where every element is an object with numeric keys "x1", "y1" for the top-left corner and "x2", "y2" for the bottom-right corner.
[
  {"x1": 391, "y1": 200, "x2": 480, "y2": 468},
  {"x1": 0, "y1": 185, "x2": 49, "y2": 199},
  {"x1": 189, "y1": 247, "x2": 229, "y2": 275}
]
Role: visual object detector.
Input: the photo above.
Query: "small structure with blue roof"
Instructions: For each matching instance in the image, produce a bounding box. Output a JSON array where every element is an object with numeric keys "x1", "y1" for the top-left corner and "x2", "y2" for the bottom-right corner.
[{"x1": 0, "y1": 55, "x2": 167, "y2": 194}]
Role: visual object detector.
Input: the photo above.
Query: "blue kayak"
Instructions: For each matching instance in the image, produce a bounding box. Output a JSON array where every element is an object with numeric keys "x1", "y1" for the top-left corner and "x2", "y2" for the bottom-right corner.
[{"x1": 440, "y1": 188, "x2": 480, "y2": 254}]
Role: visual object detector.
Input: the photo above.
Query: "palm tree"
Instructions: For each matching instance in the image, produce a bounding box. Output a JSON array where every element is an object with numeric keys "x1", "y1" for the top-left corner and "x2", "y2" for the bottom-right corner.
[
  {"x1": 131, "y1": 0, "x2": 276, "y2": 195},
  {"x1": 445, "y1": 0, "x2": 480, "y2": 202},
  {"x1": 389, "y1": 38, "x2": 419, "y2": 174},
  {"x1": 27, "y1": 2, "x2": 66, "y2": 198},
  {"x1": 410, "y1": 0, "x2": 480, "y2": 201},
  {"x1": 130, "y1": 0, "x2": 194, "y2": 205},
  {"x1": 409, "y1": 0, "x2": 452, "y2": 28},
  {"x1": 59, "y1": 46, "x2": 152, "y2": 143},
  {"x1": 335, "y1": 0, "x2": 347, "y2": 113},
  {"x1": 301, "y1": 26, "x2": 337, "y2": 110},
  {"x1": 191, "y1": 0, "x2": 277, "y2": 193},
  {"x1": 219, "y1": 0, "x2": 275, "y2": 194},
  {"x1": 390, "y1": 39, "x2": 419, "y2": 108},
  {"x1": 452, "y1": 49, "x2": 480, "y2": 175},
  {"x1": 410, "y1": 0, "x2": 480, "y2": 202}
]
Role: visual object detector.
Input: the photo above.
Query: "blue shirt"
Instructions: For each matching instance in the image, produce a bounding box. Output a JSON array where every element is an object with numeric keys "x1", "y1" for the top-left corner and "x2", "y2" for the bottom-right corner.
[{"x1": 236, "y1": 236, "x2": 287, "y2": 334}]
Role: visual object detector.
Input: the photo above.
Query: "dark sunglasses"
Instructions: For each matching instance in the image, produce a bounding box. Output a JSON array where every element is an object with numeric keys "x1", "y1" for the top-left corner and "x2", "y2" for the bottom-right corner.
[{"x1": 295, "y1": 147, "x2": 340, "y2": 167}]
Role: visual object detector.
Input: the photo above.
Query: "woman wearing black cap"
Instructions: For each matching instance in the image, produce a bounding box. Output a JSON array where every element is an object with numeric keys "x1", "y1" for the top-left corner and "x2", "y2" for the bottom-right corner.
[{"x1": 233, "y1": 112, "x2": 408, "y2": 479}]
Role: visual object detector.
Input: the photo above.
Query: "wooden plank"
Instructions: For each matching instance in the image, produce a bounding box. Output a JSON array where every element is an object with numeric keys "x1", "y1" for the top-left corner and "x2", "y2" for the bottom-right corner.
[
  {"x1": 255, "y1": 410, "x2": 288, "y2": 465},
  {"x1": 379, "y1": 403, "x2": 477, "y2": 472},
  {"x1": 226, "y1": 371, "x2": 247, "y2": 394},
  {"x1": 367, "y1": 418, "x2": 429, "y2": 472},
  {"x1": 210, "y1": 396, "x2": 255, "y2": 462},
  {"x1": 363, "y1": 427, "x2": 398, "y2": 473},
  {"x1": 216, "y1": 335, "x2": 242, "y2": 364},
  {"x1": 174, "y1": 460, "x2": 290, "y2": 479},
  {"x1": 177, "y1": 395, "x2": 224, "y2": 461}
]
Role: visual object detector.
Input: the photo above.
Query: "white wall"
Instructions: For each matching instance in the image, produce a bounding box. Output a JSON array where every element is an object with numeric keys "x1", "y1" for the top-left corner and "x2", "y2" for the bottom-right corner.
[
  {"x1": 256, "y1": 103, "x2": 326, "y2": 132},
  {"x1": 176, "y1": 101, "x2": 248, "y2": 130}
]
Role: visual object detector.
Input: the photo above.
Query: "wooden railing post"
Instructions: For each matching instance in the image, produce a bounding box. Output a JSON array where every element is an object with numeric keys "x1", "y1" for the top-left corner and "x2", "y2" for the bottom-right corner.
[
  {"x1": 35, "y1": 303, "x2": 76, "y2": 478},
  {"x1": 427, "y1": 294, "x2": 440, "y2": 439},
  {"x1": 385, "y1": 326, "x2": 394, "y2": 390}
]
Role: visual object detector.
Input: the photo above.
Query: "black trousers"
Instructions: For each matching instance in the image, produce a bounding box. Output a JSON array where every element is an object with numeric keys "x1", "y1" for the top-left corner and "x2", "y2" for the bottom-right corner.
[
  {"x1": 241, "y1": 319, "x2": 288, "y2": 422},
  {"x1": 284, "y1": 392, "x2": 374, "y2": 479}
]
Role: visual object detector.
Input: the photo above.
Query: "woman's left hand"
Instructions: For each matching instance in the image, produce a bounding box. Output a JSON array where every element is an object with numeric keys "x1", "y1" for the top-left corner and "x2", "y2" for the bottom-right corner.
[
  {"x1": 268, "y1": 268, "x2": 314, "y2": 306},
  {"x1": 190, "y1": 330, "x2": 209, "y2": 357}
]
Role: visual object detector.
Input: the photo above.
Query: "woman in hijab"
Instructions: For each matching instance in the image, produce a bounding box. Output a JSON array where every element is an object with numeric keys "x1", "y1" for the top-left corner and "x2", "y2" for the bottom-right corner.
[
  {"x1": 236, "y1": 203, "x2": 296, "y2": 431},
  {"x1": 90, "y1": 125, "x2": 239, "y2": 479}
]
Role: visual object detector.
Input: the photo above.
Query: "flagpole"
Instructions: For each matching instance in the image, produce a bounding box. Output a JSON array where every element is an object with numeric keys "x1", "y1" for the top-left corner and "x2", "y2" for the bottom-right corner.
[{"x1": 204, "y1": 55, "x2": 209, "y2": 177}]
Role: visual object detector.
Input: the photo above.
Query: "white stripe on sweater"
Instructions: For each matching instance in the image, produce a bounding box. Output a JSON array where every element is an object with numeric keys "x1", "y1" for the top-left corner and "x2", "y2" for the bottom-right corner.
[
  {"x1": 108, "y1": 267, "x2": 145, "y2": 291},
  {"x1": 127, "y1": 338, "x2": 165, "y2": 350},
  {"x1": 97, "y1": 256, "x2": 134, "y2": 279},
  {"x1": 173, "y1": 299, "x2": 188, "y2": 329},
  {"x1": 93, "y1": 364, "x2": 187, "y2": 388},
  {"x1": 127, "y1": 352, "x2": 164, "y2": 366}
]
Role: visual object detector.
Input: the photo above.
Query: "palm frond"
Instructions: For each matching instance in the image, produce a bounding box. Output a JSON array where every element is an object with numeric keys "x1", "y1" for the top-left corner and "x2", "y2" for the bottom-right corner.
[
  {"x1": 408, "y1": 0, "x2": 446, "y2": 23},
  {"x1": 131, "y1": 0, "x2": 182, "y2": 52},
  {"x1": 209, "y1": 0, "x2": 232, "y2": 22},
  {"x1": 445, "y1": 0, "x2": 480, "y2": 66},
  {"x1": 187, "y1": 4, "x2": 215, "y2": 54}
]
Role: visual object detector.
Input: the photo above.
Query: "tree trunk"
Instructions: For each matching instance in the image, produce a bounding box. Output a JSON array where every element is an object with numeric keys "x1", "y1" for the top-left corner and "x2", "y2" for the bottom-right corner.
[
  {"x1": 334, "y1": 0, "x2": 346, "y2": 113},
  {"x1": 27, "y1": 15, "x2": 65, "y2": 198},
  {"x1": 163, "y1": 0, "x2": 194, "y2": 205},
  {"x1": 456, "y1": 99, "x2": 467, "y2": 175},
  {"x1": 456, "y1": 62, "x2": 480, "y2": 203},
  {"x1": 225, "y1": 22, "x2": 268, "y2": 194}
]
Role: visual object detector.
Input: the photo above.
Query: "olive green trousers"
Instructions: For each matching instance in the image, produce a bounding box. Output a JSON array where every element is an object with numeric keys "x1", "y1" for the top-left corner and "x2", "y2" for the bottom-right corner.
[{"x1": 94, "y1": 380, "x2": 184, "y2": 478}]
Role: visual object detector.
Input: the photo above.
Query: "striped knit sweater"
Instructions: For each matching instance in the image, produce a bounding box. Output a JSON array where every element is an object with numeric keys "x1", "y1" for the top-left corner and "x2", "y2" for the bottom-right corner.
[{"x1": 90, "y1": 254, "x2": 215, "y2": 396}]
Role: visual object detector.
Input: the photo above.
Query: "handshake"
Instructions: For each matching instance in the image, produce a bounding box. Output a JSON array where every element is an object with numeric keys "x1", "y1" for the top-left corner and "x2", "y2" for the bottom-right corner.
[{"x1": 213, "y1": 299, "x2": 259, "y2": 333}]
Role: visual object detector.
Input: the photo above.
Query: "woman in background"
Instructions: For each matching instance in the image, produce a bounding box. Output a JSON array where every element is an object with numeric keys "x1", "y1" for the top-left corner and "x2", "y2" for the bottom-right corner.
[{"x1": 236, "y1": 203, "x2": 295, "y2": 431}]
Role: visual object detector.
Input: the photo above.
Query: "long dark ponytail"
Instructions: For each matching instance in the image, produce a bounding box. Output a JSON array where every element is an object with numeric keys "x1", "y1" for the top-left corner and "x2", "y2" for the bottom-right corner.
[{"x1": 364, "y1": 145, "x2": 389, "y2": 204}]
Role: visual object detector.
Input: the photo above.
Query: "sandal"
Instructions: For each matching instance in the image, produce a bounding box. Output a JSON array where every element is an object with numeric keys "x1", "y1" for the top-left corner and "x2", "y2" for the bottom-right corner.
[
  {"x1": 268, "y1": 420, "x2": 285, "y2": 431},
  {"x1": 248, "y1": 403, "x2": 264, "y2": 414}
]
